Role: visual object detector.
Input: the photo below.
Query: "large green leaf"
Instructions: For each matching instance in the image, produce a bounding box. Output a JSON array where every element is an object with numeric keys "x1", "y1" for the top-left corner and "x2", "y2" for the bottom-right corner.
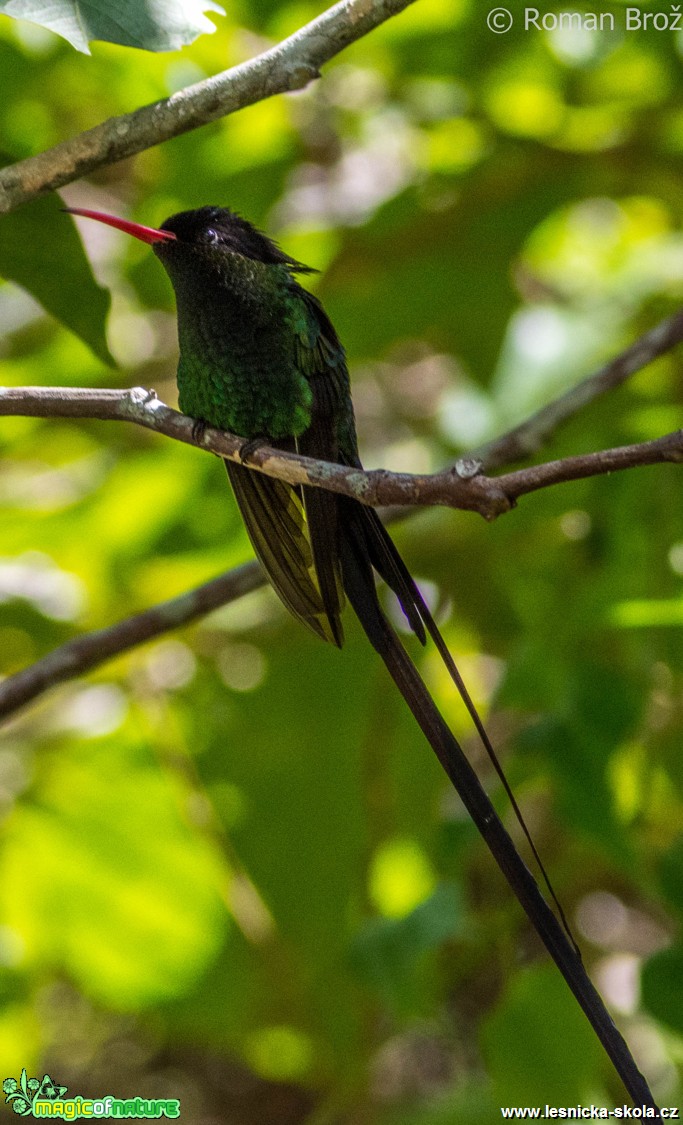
[
  {"x1": 0, "y1": 0, "x2": 223, "y2": 53},
  {"x1": 350, "y1": 883, "x2": 464, "y2": 1017},
  {"x1": 0, "y1": 193, "x2": 113, "y2": 364}
]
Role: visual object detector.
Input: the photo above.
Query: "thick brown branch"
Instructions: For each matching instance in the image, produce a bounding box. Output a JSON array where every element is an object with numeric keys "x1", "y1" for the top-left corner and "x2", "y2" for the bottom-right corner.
[
  {"x1": 2, "y1": 425, "x2": 679, "y2": 726},
  {"x1": 0, "y1": 0, "x2": 417, "y2": 213},
  {"x1": 0, "y1": 385, "x2": 512, "y2": 517},
  {"x1": 3, "y1": 308, "x2": 683, "y2": 725},
  {"x1": 1, "y1": 385, "x2": 681, "y2": 519}
]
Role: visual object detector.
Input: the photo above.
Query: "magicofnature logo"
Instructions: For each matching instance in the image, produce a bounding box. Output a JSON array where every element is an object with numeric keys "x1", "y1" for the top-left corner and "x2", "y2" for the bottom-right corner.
[{"x1": 3, "y1": 1070, "x2": 180, "y2": 1118}]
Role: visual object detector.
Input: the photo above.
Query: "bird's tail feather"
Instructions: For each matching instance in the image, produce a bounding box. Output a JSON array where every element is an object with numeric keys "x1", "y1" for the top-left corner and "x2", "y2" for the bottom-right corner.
[
  {"x1": 338, "y1": 508, "x2": 655, "y2": 1110},
  {"x1": 353, "y1": 504, "x2": 578, "y2": 949},
  {"x1": 360, "y1": 506, "x2": 578, "y2": 952}
]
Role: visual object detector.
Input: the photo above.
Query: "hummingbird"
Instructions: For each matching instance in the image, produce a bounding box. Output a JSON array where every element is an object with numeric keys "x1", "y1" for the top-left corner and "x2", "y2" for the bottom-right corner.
[{"x1": 65, "y1": 205, "x2": 655, "y2": 1107}]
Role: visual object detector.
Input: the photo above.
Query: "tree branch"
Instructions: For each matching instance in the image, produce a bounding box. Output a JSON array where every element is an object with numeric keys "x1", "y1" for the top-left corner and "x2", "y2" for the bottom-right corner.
[
  {"x1": 0, "y1": 0, "x2": 417, "y2": 214},
  {"x1": 2, "y1": 308, "x2": 683, "y2": 724},
  {"x1": 497, "y1": 431, "x2": 683, "y2": 501},
  {"x1": 1, "y1": 385, "x2": 681, "y2": 520},
  {"x1": 475, "y1": 309, "x2": 683, "y2": 469},
  {"x1": 3, "y1": 434, "x2": 679, "y2": 727},
  {"x1": 0, "y1": 384, "x2": 509, "y2": 518},
  {"x1": 0, "y1": 564, "x2": 262, "y2": 724}
]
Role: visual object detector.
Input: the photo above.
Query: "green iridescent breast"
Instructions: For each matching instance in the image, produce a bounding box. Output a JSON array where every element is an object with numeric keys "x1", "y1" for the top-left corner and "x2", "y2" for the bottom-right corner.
[{"x1": 171, "y1": 258, "x2": 317, "y2": 440}]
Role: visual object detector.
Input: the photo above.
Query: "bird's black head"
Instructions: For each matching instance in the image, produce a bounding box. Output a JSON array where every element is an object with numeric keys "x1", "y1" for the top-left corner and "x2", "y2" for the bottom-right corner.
[
  {"x1": 156, "y1": 206, "x2": 316, "y2": 274},
  {"x1": 64, "y1": 204, "x2": 316, "y2": 275}
]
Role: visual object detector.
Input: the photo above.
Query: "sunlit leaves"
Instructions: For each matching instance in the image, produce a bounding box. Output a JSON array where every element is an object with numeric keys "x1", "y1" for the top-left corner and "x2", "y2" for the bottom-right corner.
[
  {"x1": 1, "y1": 734, "x2": 228, "y2": 1008},
  {"x1": 0, "y1": 0, "x2": 223, "y2": 54},
  {"x1": 350, "y1": 883, "x2": 464, "y2": 1016}
]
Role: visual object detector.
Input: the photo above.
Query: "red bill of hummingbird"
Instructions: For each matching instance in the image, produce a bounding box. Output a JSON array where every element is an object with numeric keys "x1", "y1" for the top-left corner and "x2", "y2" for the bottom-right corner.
[{"x1": 65, "y1": 204, "x2": 656, "y2": 1109}]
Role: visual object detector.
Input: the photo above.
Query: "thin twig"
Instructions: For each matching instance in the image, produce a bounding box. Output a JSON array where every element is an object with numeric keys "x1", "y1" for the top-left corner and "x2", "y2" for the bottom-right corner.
[
  {"x1": 475, "y1": 309, "x2": 683, "y2": 469},
  {"x1": 0, "y1": 0, "x2": 417, "y2": 214},
  {"x1": 0, "y1": 563, "x2": 263, "y2": 724},
  {"x1": 497, "y1": 431, "x2": 683, "y2": 500}
]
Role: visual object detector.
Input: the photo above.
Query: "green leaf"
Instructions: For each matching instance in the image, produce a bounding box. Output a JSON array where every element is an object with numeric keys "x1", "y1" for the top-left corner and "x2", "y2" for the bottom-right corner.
[
  {"x1": 0, "y1": 193, "x2": 113, "y2": 364},
  {"x1": 0, "y1": 0, "x2": 223, "y2": 54},
  {"x1": 659, "y1": 836, "x2": 683, "y2": 918},
  {"x1": 642, "y1": 944, "x2": 683, "y2": 1035},
  {"x1": 350, "y1": 883, "x2": 464, "y2": 1016},
  {"x1": 481, "y1": 965, "x2": 604, "y2": 1104}
]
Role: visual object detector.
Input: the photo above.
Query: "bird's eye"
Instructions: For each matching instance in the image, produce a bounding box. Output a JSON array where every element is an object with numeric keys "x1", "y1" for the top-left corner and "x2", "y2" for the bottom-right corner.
[{"x1": 204, "y1": 228, "x2": 220, "y2": 244}]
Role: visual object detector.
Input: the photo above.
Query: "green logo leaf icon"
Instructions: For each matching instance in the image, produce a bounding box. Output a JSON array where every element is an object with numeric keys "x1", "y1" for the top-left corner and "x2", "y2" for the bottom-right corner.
[{"x1": 3, "y1": 1069, "x2": 67, "y2": 1114}]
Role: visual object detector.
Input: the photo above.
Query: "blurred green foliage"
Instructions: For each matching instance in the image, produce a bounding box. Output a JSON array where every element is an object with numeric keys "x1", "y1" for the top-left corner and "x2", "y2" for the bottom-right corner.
[{"x1": 0, "y1": 0, "x2": 682, "y2": 1119}]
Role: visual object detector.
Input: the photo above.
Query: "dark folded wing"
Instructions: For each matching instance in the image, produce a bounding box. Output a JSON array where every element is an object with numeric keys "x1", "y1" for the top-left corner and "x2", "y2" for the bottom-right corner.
[
  {"x1": 226, "y1": 459, "x2": 341, "y2": 644},
  {"x1": 293, "y1": 289, "x2": 356, "y2": 646}
]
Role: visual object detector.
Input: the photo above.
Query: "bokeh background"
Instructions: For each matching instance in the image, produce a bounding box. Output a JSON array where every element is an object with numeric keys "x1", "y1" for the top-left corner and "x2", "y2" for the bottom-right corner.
[{"x1": 0, "y1": 0, "x2": 682, "y2": 1119}]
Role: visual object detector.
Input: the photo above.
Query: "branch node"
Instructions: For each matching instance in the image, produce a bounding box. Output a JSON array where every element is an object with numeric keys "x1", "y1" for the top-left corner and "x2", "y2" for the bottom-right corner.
[
  {"x1": 454, "y1": 457, "x2": 484, "y2": 480},
  {"x1": 288, "y1": 63, "x2": 322, "y2": 88},
  {"x1": 126, "y1": 387, "x2": 168, "y2": 426},
  {"x1": 128, "y1": 385, "x2": 158, "y2": 408},
  {"x1": 482, "y1": 486, "x2": 515, "y2": 521}
]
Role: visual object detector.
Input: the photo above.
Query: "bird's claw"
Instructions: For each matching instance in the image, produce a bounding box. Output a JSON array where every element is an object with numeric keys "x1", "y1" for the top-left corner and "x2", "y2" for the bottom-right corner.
[
  {"x1": 191, "y1": 418, "x2": 208, "y2": 444},
  {"x1": 239, "y1": 436, "x2": 269, "y2": 464}
]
